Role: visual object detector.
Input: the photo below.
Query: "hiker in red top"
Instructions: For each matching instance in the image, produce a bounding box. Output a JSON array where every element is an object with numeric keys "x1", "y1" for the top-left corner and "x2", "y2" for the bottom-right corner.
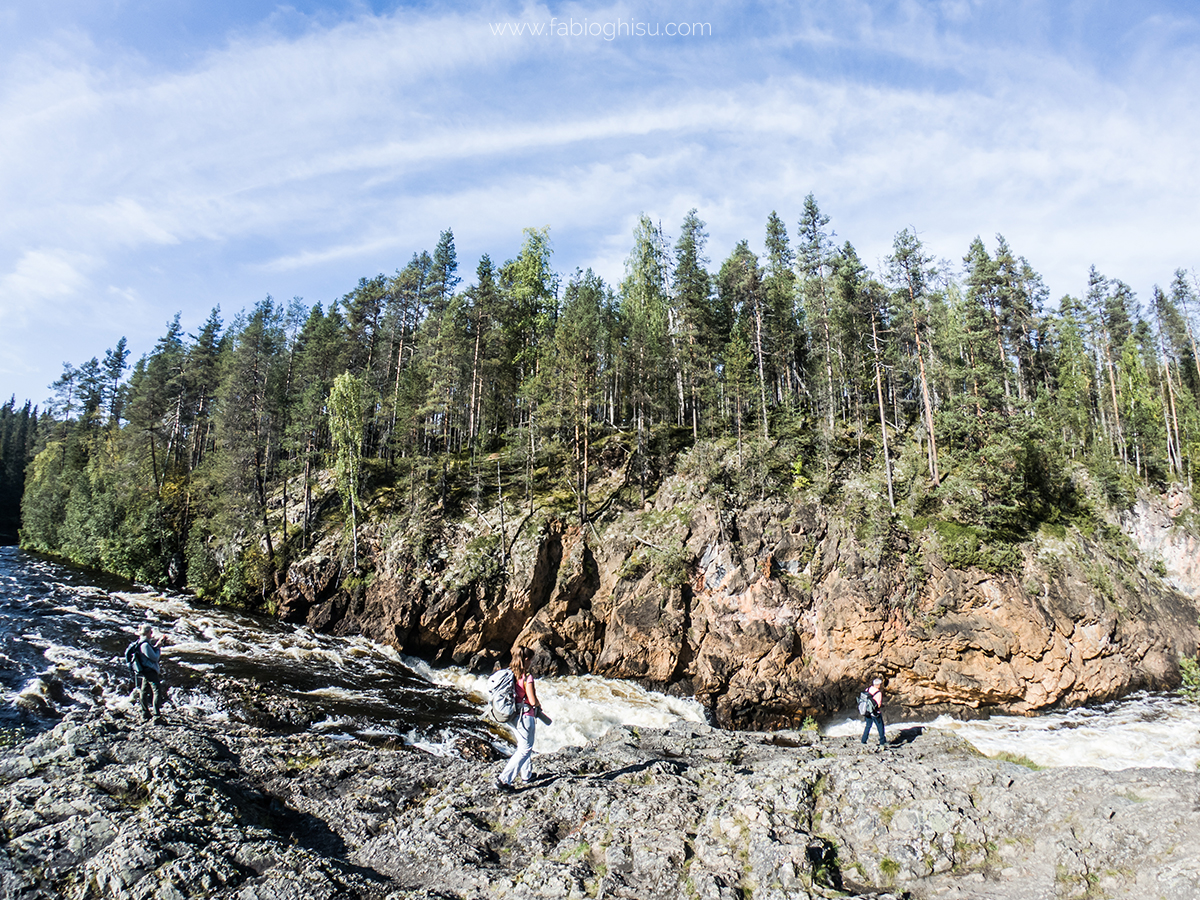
[
  {"x1": 497, "y1": 646, "x2": 540, "y2": 790},
  {"x1": 861, "y1": 677, "x2": 887, "y2": 746}
]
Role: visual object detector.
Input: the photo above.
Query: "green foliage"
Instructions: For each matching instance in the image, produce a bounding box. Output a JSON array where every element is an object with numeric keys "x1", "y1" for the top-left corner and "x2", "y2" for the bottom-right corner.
[
  {"x1": 328, "y1": 371, "x2": 367, "y2": 549},
  {"x1": 675, "y1": 440, "x2": 729, "y2": 494},
  {"x1": 1088, "y1": 449, "x2": 1137, "y2": 510},
  {"x1": 616, "y1": 551, "x2": 649, "y2": 582},
  {"x1": 1179, "y1": 655, "x2": 1200, "y2": 702},
  {"x1": 185, "y1": 527, "x2": 221, "y2": 598},
  {"x1": 217, "y1": 545, "x2": 271, "y2": 608},
  {"x1": 879, "y1": 857, "x2": 901, "y2": 881},
  {"x1": 1039, "y1": 522, "x2": 1067, "y2": 541},
  {"x1": 649, "y1": 543, "x2": 690, "y2": 588},
  {"x1": 791, "y1": 456, "x2": 811, "y2": 492},
  {"x1": 0, "y1": 398, "x2": 38, "y2": 541},
  {"x1": 14, "y1": 214, "x2": 1200, "y2": 615},
  {"x1": 930, "y1": 521, "x2": 1023, "y2": 575},
  {"x1": 447, "y1": 533, "x2": 503, "y2": 589}
]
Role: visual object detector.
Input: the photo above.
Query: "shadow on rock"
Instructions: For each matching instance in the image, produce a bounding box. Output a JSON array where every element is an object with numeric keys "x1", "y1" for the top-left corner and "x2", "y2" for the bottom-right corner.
[{"x1": 890, "y1": 726, "x2": 924, "y2": 746}]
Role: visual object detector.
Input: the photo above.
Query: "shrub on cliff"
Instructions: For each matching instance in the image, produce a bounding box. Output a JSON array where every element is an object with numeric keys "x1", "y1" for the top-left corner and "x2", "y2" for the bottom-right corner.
[{"x1": 1181, "y1": 655, "x2": 1200, "y2": 702}]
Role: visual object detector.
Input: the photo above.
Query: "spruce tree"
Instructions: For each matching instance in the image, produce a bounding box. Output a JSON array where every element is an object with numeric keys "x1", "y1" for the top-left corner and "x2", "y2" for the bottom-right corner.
[
  {"x1": 718, "y1": 240, "x2": 769, "y2": 442},
  {"x1": 621, "y1": 216, "x2": 671, "y2": 501},
  {"x1": 797, "y1": 195, "x2": 837, "y2": 439},
  {"x1": 673, "y1": 210, "x2": 715, "y2": 439},
  {"x1": 887, "y1": 228, "x2": 941, "y2": 486}
]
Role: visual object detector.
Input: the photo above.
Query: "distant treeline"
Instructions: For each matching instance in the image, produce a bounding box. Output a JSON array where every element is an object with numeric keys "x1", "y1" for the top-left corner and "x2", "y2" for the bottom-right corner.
[
  {"x1": 0, "y1": 399, "x2": 39, "y2": 543},
  {"x1": 12, "y1": 196, "x2": 1200, "y2": 602}
]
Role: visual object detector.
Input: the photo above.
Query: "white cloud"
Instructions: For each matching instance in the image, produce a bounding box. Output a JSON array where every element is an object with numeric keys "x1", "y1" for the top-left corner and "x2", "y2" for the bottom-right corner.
[
  {"x1": 0, "y1": 1, "x2": 1198, "y2": 402},
  {"x1": 0, "y1": 249, "x2": 92, "y2": 326}
]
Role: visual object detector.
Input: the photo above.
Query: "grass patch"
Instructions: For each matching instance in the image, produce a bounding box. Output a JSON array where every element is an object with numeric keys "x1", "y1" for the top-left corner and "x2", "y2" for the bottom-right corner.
[
  {"x1": 989, "y1": 750, "x2": 1043, "y2": 770},
  {"x1": 879, "y1": 856, "x2": 901, "y2": 882}
]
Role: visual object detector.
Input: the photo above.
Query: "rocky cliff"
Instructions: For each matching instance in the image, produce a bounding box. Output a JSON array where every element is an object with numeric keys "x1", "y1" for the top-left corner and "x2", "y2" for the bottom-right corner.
[
  {"x1": 275, "y1": 471, "x2": 1200, "y2": 729},
  {"x1": 2, "y1": 706, "x2": 1198, "y2": 899}
]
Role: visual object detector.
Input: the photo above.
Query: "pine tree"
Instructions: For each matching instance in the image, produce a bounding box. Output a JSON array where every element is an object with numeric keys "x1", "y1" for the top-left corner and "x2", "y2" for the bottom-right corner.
[
  {"x1": 1049, "y1": 295, "x2": 1094, "y2": 458},
  {"x1": 329, "y1": 371, "x2": 367, "y2": 567},
  {"x1": 887, "y1": 228, "x2": 941, "y2": 486},
  {"x1": 1085, "y1": 267, "x2": 1128, "y2": 463},
  {"x1": 503, "y1": 227, "x2": 557, "y2": 508},
  {"x1": 465, "y1": 255, "x2": 501, "y2": 449},
  {"x1": 186, "y1": 308, "x2": 225, "y2": 471},
  {"x1": 621, "y1": 216, "x2": 671, "y2": 501},
  {"x1": 102, "y1": 337, "x2": 130, "y2": 428},
  {"x1": 548, "y1": 269, "x2": 605, "y2": 526},
  {"x1": 763, "y1": 211, "x2": 799, "y2": 408},
  {"x1": 797, "y1": 195, "x2": 837, "y2": 439},
  {"x1": 343, "y1": 275, "x2": 389, "y2": 382},
  {"x1": 383, "y1": 252, "x2": 432, "y2": 460},
  {"x1": 429, "y1": 229, "x2": 461, "y2": 307},
  {"x1": 673, "y1": 210, "x2": 715, "y2": 439},
  {"x1": 718, "y1": 240, "x2": 769, "y2": 442},
  {"x1": 213, "y1": 298, "x2": 286, "y2": 589}
]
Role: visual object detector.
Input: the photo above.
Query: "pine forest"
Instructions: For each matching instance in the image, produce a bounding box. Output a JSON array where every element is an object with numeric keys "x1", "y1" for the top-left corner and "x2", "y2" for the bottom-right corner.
[{"x1": 6, "y1": 197, "x2": 1200, "y2": 607}]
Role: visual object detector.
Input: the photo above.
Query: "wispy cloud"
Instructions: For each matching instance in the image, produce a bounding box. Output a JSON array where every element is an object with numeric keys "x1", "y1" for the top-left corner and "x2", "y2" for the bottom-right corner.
[
  {"x1": 0, "y1": 249, "x2": 92, "y2": 326},
  {"x1": 0, "y1": 1, "x2": 1198, "y2": 402}
]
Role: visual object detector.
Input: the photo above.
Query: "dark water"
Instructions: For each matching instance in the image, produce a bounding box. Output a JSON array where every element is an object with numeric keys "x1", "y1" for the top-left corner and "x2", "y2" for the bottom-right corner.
[{"x1": 0, "y1": 546, "x2": 487, "y2": 747}]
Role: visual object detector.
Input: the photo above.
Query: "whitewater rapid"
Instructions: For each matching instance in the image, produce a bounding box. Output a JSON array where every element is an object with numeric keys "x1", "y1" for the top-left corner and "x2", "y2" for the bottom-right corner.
[
  {"x1": 825, "y1": 695, "x2": 1200, "y2": 771},
  {"x1": 5, "y1": 547, "x2": 1199, "y2": 771}
]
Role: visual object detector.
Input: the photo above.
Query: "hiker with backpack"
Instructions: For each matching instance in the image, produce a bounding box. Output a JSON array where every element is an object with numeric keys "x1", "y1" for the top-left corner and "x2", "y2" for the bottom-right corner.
[
  {"x1": 124, "y1": 624, "x2": 167, "y2": 722},
  {"x1": 859, "y1": 677, "x2": 887, "y2": 746},
  {"x1": 495, "y1": 646, "x2": 544, "y2": 791}
]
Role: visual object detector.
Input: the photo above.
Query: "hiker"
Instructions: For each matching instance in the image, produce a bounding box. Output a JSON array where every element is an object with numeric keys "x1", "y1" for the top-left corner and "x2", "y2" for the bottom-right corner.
[
  {"x1": 860, "y1": 676, "x2": 886, "y2": 746},
  {"x1": 125, "y1": 624, "x2": 167, "y2": 721},
  {"x1": 497, "y1": 646, "x2": 541, "y2": 791}
]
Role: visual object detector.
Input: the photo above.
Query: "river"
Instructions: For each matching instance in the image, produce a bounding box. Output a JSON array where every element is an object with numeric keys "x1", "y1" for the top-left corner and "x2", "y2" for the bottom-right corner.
[{"x1": 3, "y1": 545, "x2": 1198, "y2": 770}]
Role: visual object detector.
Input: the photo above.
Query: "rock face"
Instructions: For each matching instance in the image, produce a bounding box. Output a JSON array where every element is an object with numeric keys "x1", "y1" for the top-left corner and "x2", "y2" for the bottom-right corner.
[
  {"x1": 2, "y1": 708, "x2": 1198, "y2": 900},
  {"x1": 275, "y1": 477, "x2": 1200, "y2": 729}
]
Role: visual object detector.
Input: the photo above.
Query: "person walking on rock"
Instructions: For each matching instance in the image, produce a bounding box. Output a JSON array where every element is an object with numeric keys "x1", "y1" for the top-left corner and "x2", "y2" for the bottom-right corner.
[
  {"x1": 860, "y1": 677, "x2": 886, "y2": 746},
  {"x1": 497, "y1": 646, "x2": 541, "y2": 791},
  {"x1": 125, "y1": 624, "x2": 167, "y2": 721}
]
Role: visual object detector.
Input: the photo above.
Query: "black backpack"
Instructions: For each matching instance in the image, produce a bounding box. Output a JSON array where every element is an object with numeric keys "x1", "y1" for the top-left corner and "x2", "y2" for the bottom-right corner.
[{"x1": 124, "y1": 640, "x2": 145, "y2": 681}]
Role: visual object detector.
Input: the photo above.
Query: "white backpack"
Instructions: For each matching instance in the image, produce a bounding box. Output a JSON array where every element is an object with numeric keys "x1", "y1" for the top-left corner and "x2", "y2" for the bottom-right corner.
[{"x1": 487, "y1": 669, "x2": 518, "y2": 722}]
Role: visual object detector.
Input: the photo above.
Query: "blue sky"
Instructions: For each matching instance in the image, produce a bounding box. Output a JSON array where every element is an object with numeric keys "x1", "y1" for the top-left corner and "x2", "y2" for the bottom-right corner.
[{"x1": 2, "y1": 1, "x2": 1199, "y2": 408}]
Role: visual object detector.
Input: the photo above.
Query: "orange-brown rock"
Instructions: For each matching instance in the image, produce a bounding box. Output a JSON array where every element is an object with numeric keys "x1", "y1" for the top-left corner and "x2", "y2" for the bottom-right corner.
[{"x1": 273, "y1": 486, "x2": 1200, "y2": 730}]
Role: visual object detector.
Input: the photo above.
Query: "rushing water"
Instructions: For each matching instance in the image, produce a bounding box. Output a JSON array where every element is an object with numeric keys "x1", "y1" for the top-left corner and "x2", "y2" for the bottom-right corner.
[
  {"x1": 3, "y1": 545, "x2": 1198, "y2": 770},
  {"x1": 826, "y1": 695, "x2": 1200, "y2": 771},
  {"x1": 0, "y1": 546, "x2": 704, "y2": 754}
]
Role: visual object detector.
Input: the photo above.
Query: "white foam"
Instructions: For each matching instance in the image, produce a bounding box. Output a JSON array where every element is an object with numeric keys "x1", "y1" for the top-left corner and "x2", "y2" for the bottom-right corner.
[
  {"x1": 405, "y1": 727, "x2": 459, "y2": 757},
  {"x1": 407, "y1": 660, "x2": 708, "y2": 754},
  {"x1": 824, "y1": 694, "x2": 1200, "y2": 770},
  {"x1": 302, "y1": 686, "x2": 384, "y2": 704},
  {"x1": 930, "y1": 695, "x2": 1200, "y2": 770},
  {"x1": 311, "y1": 715, "x2": 357, "y2": 733}
]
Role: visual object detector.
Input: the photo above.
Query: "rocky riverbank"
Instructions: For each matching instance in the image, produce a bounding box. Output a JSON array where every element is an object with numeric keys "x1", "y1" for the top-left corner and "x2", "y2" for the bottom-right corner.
[
  {"x1": 3, "y1": 705, "x2": 1198, "y2": 899},
  {"x1": 275, "y1": 476, "x2": 1200, "y2": 729}
]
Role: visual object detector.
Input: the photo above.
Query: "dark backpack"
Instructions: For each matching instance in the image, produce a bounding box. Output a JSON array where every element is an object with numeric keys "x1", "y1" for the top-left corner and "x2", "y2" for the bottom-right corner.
[
  {"x1": 487, "y1": 668, "x2": 518, "y2": 722},
  {"x1": 857, "y1": 690, "x2": 877, "y2": 717},
  {"x1": 124, "y1": 640, "x2": 144, "y2": 681}
]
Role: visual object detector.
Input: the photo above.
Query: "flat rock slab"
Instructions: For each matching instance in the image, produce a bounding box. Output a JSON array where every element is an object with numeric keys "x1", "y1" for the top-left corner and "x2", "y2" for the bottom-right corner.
[{"x1": 1, "y1": 709, "x2": 1198, "y2": 899}]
